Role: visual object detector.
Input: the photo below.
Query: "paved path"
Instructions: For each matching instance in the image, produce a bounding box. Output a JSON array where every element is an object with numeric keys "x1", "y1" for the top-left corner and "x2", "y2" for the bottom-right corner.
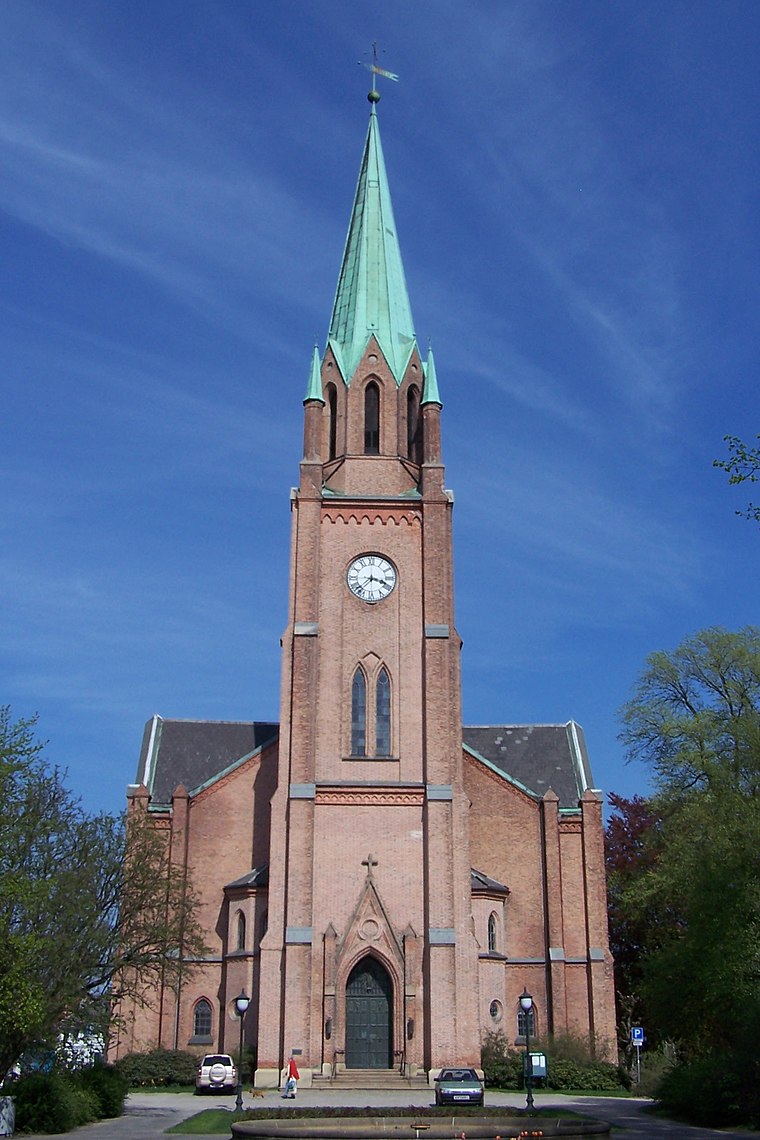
[{"x1": 19, "y1": 1088, "x2": 760, "y2": 1140}]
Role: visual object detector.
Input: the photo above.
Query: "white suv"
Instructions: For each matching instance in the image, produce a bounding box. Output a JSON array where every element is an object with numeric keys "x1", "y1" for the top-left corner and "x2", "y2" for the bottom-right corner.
[{"x1": 195, "y1": 1053, "x2": 237, "y2": 1093}]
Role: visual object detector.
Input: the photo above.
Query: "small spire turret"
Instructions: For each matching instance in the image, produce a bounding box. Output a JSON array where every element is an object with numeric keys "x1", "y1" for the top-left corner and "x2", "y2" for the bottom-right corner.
[{"x1": 304, "y1": 343, "x2": 323, "y2": 404}]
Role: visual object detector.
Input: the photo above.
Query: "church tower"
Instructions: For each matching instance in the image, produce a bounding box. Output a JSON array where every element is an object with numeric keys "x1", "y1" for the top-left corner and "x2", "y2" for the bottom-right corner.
[
  {"x1": 255, "y1": 96, "x2": 480, "y2": 1083},
  {"x1": 114, "y1": 85, "x2": 617, "y2": 1076}
]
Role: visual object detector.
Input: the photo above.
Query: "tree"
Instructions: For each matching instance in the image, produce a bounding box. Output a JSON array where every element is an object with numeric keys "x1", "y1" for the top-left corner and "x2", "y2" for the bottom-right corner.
[
  {"x1": 617, "y1": 628, "x2": 760, "y2": 1104},
  {"x1": 620, "y1": 626, "x2": 760, "y2": 799},
  {"x1": 714, "y1": 433, "x2": 760, "y2": 522},
  {"x1": 0, "y1": 707, "x2": 207, "y2": 1079},
  {"x1": 604, "y1": 794, "x2": 665, "y2": 1056}
]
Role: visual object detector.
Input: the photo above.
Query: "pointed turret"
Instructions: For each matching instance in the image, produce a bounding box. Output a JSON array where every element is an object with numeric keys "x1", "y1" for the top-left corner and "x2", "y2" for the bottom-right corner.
[
  {"x1": 304, "y1": 344, "x2": 323, "y2": 404},
  {"x1": 327, "y1": 108, "x2": 417, "y2": 385},
  {"x1": 422, "y1": 346, "x2": 442, "y2": 406}
]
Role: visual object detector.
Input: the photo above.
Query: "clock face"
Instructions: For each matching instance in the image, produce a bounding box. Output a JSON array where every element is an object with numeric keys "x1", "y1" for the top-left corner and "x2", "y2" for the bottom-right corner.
[{"x1": 347, "y1": 554, "x2": 397, "y2": 603}]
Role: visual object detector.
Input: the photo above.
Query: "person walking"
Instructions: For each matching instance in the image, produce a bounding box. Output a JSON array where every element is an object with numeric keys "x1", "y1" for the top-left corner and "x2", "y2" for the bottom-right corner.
[{"x1": 282, "y1": 1057, "x2": 299, "y2": 1099}]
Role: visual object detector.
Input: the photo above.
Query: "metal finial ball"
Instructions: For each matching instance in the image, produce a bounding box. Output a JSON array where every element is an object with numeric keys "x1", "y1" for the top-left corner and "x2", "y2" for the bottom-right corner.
[{"x1": 368, "y1": 89, "x2": 381, "y2": 104}]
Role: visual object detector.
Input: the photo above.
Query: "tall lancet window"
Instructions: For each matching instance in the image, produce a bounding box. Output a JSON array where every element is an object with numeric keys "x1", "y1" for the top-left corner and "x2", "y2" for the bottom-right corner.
[
  {"x1": 376, "y1": 668, "x2": 391, "y2": 757},
  {"x1": 407, "y1": 386, "x2": 422, "y2": 464},
  {"x1": 327, "y1": 383, "x2": 338, "y2": 460},
  {"x1": 364, "y1": 382, "x2": 380, "y2": 454},
  {"x1": 351, "y1": 668, "x2": 367, "y2": 756}
]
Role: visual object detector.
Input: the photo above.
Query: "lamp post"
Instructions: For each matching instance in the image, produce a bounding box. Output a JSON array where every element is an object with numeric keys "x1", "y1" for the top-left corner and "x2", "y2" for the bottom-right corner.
[
  {"x1": 519, "y1": 988, "x2": 534, "y2": 1112},
  {"x1": 234, "y1": 990, "x2": 250, "y2": 1112}
]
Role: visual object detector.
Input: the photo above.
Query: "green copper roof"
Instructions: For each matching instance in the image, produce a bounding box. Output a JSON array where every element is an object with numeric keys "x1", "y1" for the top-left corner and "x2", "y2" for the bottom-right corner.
[
  {"x1": 327, "y1": 109, "x2": 417, "y2": 385},
  {"x1": 304, "y1": 344, "x2": 323, "y2": 403},
  {"x1": 422, "y1": 346, "x2": 442, "y2": 406}
]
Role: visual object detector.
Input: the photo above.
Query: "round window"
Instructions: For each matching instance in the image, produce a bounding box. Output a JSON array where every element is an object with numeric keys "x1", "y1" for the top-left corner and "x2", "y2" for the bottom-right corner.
[{"x1": 489, "y1": 999, "x2": 502, "y2": 1021}]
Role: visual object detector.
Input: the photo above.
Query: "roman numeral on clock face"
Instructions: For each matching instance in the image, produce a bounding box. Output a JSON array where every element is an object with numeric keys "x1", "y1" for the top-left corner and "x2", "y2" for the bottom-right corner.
[{"x1": 347, "y1": 554, "x2": 397, "y2": 603}]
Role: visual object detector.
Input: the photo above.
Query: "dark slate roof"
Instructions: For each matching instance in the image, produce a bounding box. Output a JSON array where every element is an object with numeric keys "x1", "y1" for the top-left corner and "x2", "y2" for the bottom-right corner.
[
  {"x1": 471, "y1": 868, "x2": 509, "y2": 895},
  {"x1": 225, "y1": 865, "x2": 269, "y2": 891},
  {"x1": 133, "y1": 718, "x2": 594, "y2": 811},
  {"x1": 136, "y1": 717, "x2": 279, "y2": 804},
  {"x1": 462, "y1": 722, "x2": 593, "y2": 809}
]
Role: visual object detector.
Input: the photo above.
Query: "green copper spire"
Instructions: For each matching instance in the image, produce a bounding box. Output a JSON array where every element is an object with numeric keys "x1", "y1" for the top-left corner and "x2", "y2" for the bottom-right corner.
[
  {"x1": 422, "y1": 346, "x2": 442, "y2": 406},
  {"x1": 327, "y1": 108, "x2": 417, "y2": 385},
  {"x1": 304, "y1": 343, "x2": 323, "y2": 403}
]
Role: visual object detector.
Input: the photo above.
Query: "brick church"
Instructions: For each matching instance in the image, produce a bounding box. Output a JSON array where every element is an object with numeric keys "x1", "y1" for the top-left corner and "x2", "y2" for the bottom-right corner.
[{"x1": 113, "y1": 93, "x2": 616, "y2": 1086}]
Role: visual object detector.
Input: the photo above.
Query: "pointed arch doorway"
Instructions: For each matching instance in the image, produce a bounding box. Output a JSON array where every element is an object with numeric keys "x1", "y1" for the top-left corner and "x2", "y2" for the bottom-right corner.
[{"x1": 345, "y1": 956, "x2": 393, "y2": 1068}]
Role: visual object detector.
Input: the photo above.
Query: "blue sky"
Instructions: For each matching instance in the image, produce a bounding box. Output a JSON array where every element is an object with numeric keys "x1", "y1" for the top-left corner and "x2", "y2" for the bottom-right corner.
[{"x1": 2, "y1": 0, "x2": 758, "y2": 817}]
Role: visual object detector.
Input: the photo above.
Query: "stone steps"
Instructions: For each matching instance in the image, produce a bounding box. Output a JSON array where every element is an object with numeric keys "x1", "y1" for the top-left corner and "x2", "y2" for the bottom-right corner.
[{"x1": 314, "y1": 1068, "x2": 429, "y2": 1091}]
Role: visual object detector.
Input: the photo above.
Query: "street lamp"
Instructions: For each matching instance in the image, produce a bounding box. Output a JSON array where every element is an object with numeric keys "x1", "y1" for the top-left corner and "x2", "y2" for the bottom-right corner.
[
  {"x1": 234, "y1": 990, "x2": 250, "y2": 1112},
  {"x1": 519, "y1": 988, "x2": 534, "y2": 1112}
]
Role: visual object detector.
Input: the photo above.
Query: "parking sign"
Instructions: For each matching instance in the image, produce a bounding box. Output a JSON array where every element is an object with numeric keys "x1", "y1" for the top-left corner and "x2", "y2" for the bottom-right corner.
[{"x1": 631, "y1": 1026, "x2": 644, "y2": 1044}]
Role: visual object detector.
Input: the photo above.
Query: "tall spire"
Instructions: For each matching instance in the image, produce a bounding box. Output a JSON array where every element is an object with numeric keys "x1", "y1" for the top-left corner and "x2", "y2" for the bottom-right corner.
[{"x1": 327, "y1": 108, "x2": 417, "y2": 385}]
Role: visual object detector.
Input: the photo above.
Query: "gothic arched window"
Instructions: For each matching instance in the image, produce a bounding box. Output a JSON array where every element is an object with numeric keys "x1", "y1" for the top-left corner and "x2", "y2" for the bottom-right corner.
[
  {"x1": 193, "y1": 998, "x2": 213, "y2": 1039},
  {"x1": 364, "y1": 382, "x2": 380, "y2": 454},
  {"x1": 376, "y1": 668, "x2": 391, "y2": 756},
  {"x1": 236, "y1": 911, "x2": 246, "y2": 951},
  {"x1": 327, "y1": 383, "x2": 338, "y2": 460},
  {"x1": 517, "y1": 1004, "x2": 536, "y2": 1039},
  {"x1": 407, "y1": 385, "x2": 422, "y2": 464},
  {"x1": 351, "y1": 668, "x2": 367, "y2": 756},
  {"x1": 487, "y1": 913, "x2": 497, "y2": 953}
]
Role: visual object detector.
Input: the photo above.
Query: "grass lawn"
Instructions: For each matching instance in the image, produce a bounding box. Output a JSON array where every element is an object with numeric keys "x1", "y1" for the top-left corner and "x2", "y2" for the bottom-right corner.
[
  {"x1": 168, "y1": 1109, "x2": 242, "y2": 1133},
  {"x1": 168, "y1": 1106, "x2": 587, "y2": 1134}
]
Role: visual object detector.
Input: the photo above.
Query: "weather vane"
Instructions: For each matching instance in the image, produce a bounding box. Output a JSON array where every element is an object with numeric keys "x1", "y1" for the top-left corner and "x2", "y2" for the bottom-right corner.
[{"x1": 359, "y1": 41, "x2": 399, "y2": 104}]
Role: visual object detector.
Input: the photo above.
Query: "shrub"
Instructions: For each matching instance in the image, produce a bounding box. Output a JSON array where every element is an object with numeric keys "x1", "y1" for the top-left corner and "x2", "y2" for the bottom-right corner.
[
  {"x1": 482, "y1": 1028, "x2": 626, "y2": 1093},
  {"x1": 114, "y1": 1047, "x2": 198, "y2": 1087},
  {"x1": 545, "y1": 1056, "x2": 622, "y2": 1091},
  {"x1": 655, "y1": 1052, "x2": 760, "y2": 1128},
  {"x1": 75, "y1": 1063, "x2": 129, "y2": 1117},
  {"x1": 634, "y1": 1046, "x2": 675, "y2": 1098},
  {"x1": 12, "y1": 1071, "x2": 99, "y2": 1133},
  {"x1": 481, "y1": 1030, "x2": 523, "y2": 1089}
]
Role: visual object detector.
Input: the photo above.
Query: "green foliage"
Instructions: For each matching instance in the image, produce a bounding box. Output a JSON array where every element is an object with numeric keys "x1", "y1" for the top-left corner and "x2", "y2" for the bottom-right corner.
[
  {"x1": 542, "y1": 1034, "x2": 627, "y2": 1091},
  {"x1": 113, "y1": 1047, "x2": 199, "y2": 1087},
  {"x1": 545, "y1": 1057, "x2": 622, "y2": 1091},
  {"x1": 75, "y1": 1062, "x2": 129, "y2": 1117},
  {"x1": 634, "y1": 1046, "x2": 675, "y2": 1098},
  {"x1": 655, "y1": 1051, "x2": 760, "y2": 1127},
  {"x1": 714, "y1": 433, "x2": 760, "y2": 522},
  {"x1": 11, "y1": 1071, "x2": 99, "y2": 1133},
  {"x1": 0, "y1": 707, "x2": 208, "y2": 1078},
  {"x1": 481, "y1": 1031, "x2": 522, "y2": 1088},
  {"x1": 481, "y1": 1029, "x2": 625, "y2": 1092},
  {"x1": 614, "y1": 627, "x2": 760, "y2": 1123}
]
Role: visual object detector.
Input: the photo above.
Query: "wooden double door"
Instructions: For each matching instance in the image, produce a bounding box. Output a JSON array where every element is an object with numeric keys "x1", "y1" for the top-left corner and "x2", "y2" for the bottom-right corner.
[{"x1": 345, "y1": 957, "x2": 393, "y2": 1069}]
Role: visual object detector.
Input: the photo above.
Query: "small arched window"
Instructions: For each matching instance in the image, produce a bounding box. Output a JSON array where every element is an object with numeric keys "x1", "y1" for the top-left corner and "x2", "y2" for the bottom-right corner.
[
  {"x1": 487, "y1": 913, "x2": 497, "y2": 954},
  {"x1": 407, "y1": 386, "x2": 422, "y2": 464},
  {"x1": 193, "y1": 998, "x2": 213, "y2": 1039},
  {"x1": 517, "y1": 1004, "x2": 536, "y2": 1039},
  {"x1": 327, "y1": 383, "x2": 338, "y2": 460},
  {"x1": 376, "y1": 668, "x2": 391, "y2": 757},
  {"x1": 236, "y1": 911, "x2": 246, "y2": 951},
  {"x1": 351, "y1": 668, "x2": 367, "y2": 756},
  {"x1": 364, "y1": 382, "x2": 380, "y2": 454}
]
